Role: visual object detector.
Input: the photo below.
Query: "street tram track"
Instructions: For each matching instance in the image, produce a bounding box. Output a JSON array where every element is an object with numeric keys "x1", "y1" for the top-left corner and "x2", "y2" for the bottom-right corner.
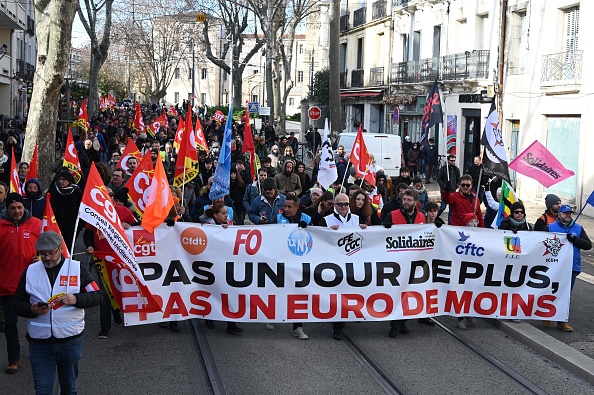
[{"x1": 190, "y1": 319, "x2": 226, "y2": 395}]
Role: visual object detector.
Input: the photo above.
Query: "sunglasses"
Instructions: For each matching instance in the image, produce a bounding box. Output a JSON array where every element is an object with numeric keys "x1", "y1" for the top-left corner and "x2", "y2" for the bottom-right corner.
[
  {"x1": 460, "y1": 183, "x2": 471, "y2": 187},
  {"x1": 335, "y1": 202, "x2": 349, "y2": 208},
  {"x1": 513, "y1": 210, "x2": 525, "y2": 215}
]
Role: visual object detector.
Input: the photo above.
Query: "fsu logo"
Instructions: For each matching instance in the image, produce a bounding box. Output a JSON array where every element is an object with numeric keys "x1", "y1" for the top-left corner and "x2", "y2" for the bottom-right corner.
[{"x1": 133, "y1": 229, "x2": 157, "y2": 257}]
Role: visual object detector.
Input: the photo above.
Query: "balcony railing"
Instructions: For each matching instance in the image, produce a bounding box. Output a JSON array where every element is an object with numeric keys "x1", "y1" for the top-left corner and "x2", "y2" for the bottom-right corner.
[
  {"x1": 389, "y1": 50, "x2": 490, "y2": 84},
  {"x1": 393, "y1": 0, "x2": 410, "y2": 7},
  {"x1": 372, "y1": 1, "x2": 387, "y2": 20},
  {"x1": 353, "y1": 7, "x2": 366, "y2": 28},
  {"x1": 541, "y1": 50, "x2": 583, "y2": 85},
  {"x1": 340, "y1": 14, "x2": 348, "y2": 32},
  {"x1": 351, "y1": 69, "x2": 364, "y2": 87},
  {"x1": 340, "y1": 71, "x2": 347, "y2": 88},
  {"x1": 369, "y1": 67, "x2": 385, "y2": 86}
]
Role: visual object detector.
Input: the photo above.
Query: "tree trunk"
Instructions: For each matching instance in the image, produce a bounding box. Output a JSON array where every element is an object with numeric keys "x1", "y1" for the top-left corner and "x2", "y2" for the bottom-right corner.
[
  {"x1": 87, "y1": 51, "x2": 103, "y2": 119},
  {"x1": 328, "y1": 0, "x2": 341, "y2": 139},
  {"x1": 24, "y1": 0, "x2": 78, "y2": 186}
]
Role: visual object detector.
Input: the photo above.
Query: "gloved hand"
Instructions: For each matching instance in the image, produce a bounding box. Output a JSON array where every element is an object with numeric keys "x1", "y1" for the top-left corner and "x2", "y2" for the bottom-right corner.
[
  {"x1": 298, "y1": 220, "x2": 308, "y2": 228},
  {"x1": 567, "y1": 234, "x2": 576, "y2": 243},
  {"x1": 166, "y1": 218, "x2": 175, "y2": 227},
  {"x1": 384, "y1": 223, "x2": 392, "y2": 229}
]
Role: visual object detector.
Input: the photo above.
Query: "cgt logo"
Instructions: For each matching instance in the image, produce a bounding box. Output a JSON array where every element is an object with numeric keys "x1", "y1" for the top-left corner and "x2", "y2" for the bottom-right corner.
[
  {"x1": 338, "y1": 232, "x2": 362, "y2": 256},
  {"x1": 133, "y1": 230, "x2": 156, "y2": 257},
  {"x1": 504, "y1": 235, "x2": 522, "y2": 254}
]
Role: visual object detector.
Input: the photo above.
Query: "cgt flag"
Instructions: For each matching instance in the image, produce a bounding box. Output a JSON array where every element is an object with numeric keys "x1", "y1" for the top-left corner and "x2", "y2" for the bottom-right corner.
[
  {"x1": 508, "y1": 140, "x2": 575, "y2": 188},
  {"x1": 79, "y1": 163, "x2": 160, "y2": 314},
  {"x1": 41, "y1": 193, "x2": 70, "y2": 258},
  {"x1": 209, "y1": 106, "x2": 233, "y2": 201},
  {"x1": 242, "y1": 104, "x2": 256, "y2": 180},
  {"x1": 173, "y1": 104, "x2": 199, "y2": 187},
  {"x1": 118, "y1": 139, "x2": 142, "y2": 175},
  {"x1": 9, "y1": 146, "x2": 21, "y2": 194},
  {"x1": 147, "y1": 110, "x2": 168, "y2": 138},
  {"x1": 63, "y1": 128, "x2": 83, "y2": 184},
  {"x1": 26, "y1": 143, "x2": 38, "y2": 181},
  {"x1": 142, "y1": 158, "x2": 175, "y2": 233},
  {"x1": 420, "y1": 81, "x2": 443, "y2": 148},
  {"x1": 173, "y1": 117, "x2": 185, "y2": 151},
  {"x1": 194, "y1": 115, "x2": 209, "y2": 154},
  {"x1": 133, "y1": 103, "x2": 146, "y2": 136},
  {"x1": 350, "y1": 124, "x2": 375, "y2": 186},
  {"x1": 124, "y1": 152, "x2": 154, "y2": 219},
  {"x1": 77, "y1": 100, "x2": 90, "y2": 132},
  {"x1": 481, "y1": 99, "x2": 510, "y2": 184}
]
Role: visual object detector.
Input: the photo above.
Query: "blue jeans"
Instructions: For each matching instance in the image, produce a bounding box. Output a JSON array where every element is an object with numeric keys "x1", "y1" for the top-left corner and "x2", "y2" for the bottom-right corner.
[
  {"x1": 29, "y1": 336, "x2": 83, "y2": 395},
  {"x1": 1, "y1": 295, "x2": 20, "y2": 364}
]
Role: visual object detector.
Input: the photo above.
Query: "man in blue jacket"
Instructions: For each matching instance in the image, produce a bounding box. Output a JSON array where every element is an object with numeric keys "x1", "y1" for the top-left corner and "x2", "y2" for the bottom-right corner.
[
  {"x1": 545, "y1": 204, "x2": 592, "y2": 332},
  {"x1": 248, "y1": 177, "x2": 286, "y2": 224}
]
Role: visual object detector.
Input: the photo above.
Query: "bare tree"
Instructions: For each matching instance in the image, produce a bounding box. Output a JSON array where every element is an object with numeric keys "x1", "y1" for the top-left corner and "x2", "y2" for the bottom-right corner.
[
  {"x1": 196, "y1": 0, "x2": 265, "y2": 108},
  {"x1": 24, "y1": 0, "x2": 79, "y2": 185},
  {"x1": 78, "y1": 0, "x2": 115, "y2": 118}
]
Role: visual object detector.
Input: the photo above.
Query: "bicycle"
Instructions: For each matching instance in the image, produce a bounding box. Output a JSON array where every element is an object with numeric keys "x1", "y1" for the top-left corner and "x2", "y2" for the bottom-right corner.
[{"x1": 432, "y1": 155, "x2": 447, "y2": 180}]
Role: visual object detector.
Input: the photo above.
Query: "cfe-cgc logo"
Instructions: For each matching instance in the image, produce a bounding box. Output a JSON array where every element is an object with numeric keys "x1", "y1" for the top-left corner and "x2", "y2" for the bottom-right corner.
[
  {"x1": 180, "y1": 227, "x2": 208, "y2": 255},
  {"x1": 287, "y1": 229, "x2": 313, "y2": 256},
  {"x1": 338, "y1": 232, "x2": 362, "y2": 256},
  {"x1": 133, "y1": 229, "x2": 156, "y2": 257}
]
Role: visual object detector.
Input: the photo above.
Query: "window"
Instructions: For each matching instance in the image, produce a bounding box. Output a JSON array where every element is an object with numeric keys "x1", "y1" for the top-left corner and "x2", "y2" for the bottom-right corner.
[
  {"x1": 201, "y1": 93, "x2": 206, "y2": 104},
  {"x1": 289, "y1": 98, "x2": 294, "y2": 106},
  {"x1": 299, "y1": 44, "x2": 304, "y2": 54},
  {"x1": 508, "y1": 11, "x2": 527, "y2": 74},
  {"x1": 401, "y1": 34, "x2": 409, "y2": 62},
  {"x1": 201, "y1": 68, "x2": 207, "y2": 79},
  {"x1": 357, "y1": 37, "x2": 364, "y2": 69},
  {"x1": 174, "y1": 68, "x2": 179, "y2": 79},
  {"x1": 564, "y1": 6, "x2": 579, "y2": 52},
  {"x1": 297, "y1": 70, "x2": 304, "y2": 83},
  {"x1": 188, "y1": 69, "x2": 193, "y2": 80},
  {"x1": 477, "y1": 14, "x2": 490, "y2": 50},
  {"x1": 174, "y1": 92, "x2": 179, "y2": 103},
  {"x1": 412, "y1": 30, "x2": 420, "y2": 61},
  {"x1": 252, "y1": 94, "x2": 258, "y2": 103}
]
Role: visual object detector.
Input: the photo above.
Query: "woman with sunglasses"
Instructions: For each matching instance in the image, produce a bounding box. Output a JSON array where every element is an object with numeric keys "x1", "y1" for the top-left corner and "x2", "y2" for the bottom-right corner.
[{"x1": 498, "y1": 201, "x2": 532, "y2": 232}]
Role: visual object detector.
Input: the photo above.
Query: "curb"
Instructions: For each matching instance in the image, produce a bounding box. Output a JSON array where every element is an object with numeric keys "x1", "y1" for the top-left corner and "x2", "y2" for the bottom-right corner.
[{"x1": 490, "y1": 319, "x2": 594, "y2": 385}]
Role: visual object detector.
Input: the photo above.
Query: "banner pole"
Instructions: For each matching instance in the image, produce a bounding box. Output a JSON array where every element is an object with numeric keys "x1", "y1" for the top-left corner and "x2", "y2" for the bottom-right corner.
[
  {"x1": 341, "y1": 158, "x2": 351, "y2": 188},
  {"x1": 66, "y1": 214, "x2": 81, "y2": 294}
]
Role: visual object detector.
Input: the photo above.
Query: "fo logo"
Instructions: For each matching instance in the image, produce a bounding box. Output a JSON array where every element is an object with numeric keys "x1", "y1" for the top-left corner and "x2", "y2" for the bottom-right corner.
[
  {"x1": 180, "y1": 227, "x2": 208, "y2": 255},
  {"x1": 338, "y1": 232, "x2": 362, "y2": 256},
  {"x1": 287, "y1": 229, "x2": 313, "y2": 256},
  {"x1": 133, "y1": 229, "x2": 156, "y2": 257}
]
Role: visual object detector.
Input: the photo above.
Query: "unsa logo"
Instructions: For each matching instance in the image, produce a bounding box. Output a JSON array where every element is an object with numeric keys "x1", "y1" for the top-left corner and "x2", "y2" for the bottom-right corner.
[{"x1": 287, "y1": 229, "x2": 313, "y2": 256}]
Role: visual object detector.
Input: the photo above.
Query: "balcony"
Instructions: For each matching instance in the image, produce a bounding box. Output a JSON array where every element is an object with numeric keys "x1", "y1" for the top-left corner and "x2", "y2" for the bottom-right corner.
[
  {"x1": 389, "y1": 50, "x2": 489, "y2": 84},
  {"x1": 353, "y1": 7, "x2": 366, "y2": 28},
  {"x1": 541, "y1": 50, "x2": 582, "y2": 88},
  {"x1": 340, "y1": 14, "x2": 348, "y2": 32},
  {"x1": 351, "y1": 69, "x2": 364, "y2": 87},
  {"x1": 0, "y1": 0, "x2": 26, "y2": 30},
  {"x1": 369, "y1": 67, "x2": 384, "y2": 86},
  {"x1": 372, "y1": 1, "x2": 387, "y2": 20},
  {"x1": 340, "y1": 71, "x2": 347, "y2": 88}
]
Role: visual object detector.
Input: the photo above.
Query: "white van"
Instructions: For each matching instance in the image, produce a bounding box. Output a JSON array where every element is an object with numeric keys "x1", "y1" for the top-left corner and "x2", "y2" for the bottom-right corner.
[{"x1": 335, "y1": 133, "x2": 402, "y2": 178}]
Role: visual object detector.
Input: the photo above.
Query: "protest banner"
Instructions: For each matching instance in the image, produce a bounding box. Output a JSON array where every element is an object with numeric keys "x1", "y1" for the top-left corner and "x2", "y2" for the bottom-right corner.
[{"x1": 122, "y1": 224, "x2": 572, "y2": 326}]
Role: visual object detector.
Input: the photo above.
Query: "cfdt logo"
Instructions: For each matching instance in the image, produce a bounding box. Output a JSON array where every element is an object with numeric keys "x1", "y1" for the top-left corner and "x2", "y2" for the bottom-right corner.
[
  {"x1": 287, "y1": 229, "x2": 313, "y2": 256},
  {"x1": 504, "y1": 235, "x2": 522, "y2": 254},
  {"x1": 133, "y1": 229, "x2": 157, "y2": 257},
  {"x1": 338, "y1": 232, "x2": 362, "y2": 256},
  {"x1": 180, "y1": 227, "x2": 208, "y2": 255}
]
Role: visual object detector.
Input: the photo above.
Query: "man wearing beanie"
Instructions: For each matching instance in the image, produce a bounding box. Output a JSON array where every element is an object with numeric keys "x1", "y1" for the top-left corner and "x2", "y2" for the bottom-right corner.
[
  {"x1": 49, "y1": 168, "x2": 83, "y2": 246},
  {"x1": 247, "y1": 177, "x2": 286, "y2": 224},
  {"x1": 12, "y1": 231, "x2": 101, "y2": 392},
  {"x1": 534, "y1": 194, "x2": 561, "y2": 231},
  {"x1": 0, "y1": 192, "x2": 42, "y2": 373}
]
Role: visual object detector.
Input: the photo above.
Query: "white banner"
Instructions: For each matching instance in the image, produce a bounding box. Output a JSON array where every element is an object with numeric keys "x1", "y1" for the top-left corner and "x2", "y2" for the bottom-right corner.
[{"x1": 123, "y1": 224, "x2": 572, "y2": 326}]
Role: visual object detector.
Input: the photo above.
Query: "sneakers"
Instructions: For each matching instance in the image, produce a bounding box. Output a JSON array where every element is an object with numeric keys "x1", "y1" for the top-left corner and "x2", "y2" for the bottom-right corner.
[
  {"x1": 113, "y1": 312, "x2": 123, "y2": 326},
  {"x1": 226, "y1": 323, "x2": 243, "y2": 334},
  {"x1": 388, "y1": 327, "x2": 398, "y2": 338},
  {"x1": 418, "y1": 318, "x2": 435, "y2": 326},
  {"x1": 265, "y1": 323, "x2": 276, "y2": 330},
  {"x1": 5, "y1": 361, "x2": 18, "y2": 374},
  {"x1": 457, "y1": 319, "x2": 467, "y2": 330},
  {"x1": 98, "y1": 328, "x2": 109, "y2": 339},
  {"x1": 293, "y1": 327, "x2": 309, "y2": 340},
  {"x1": 466, "y1": 317, "x2": 476, "y2": 327},
  {"x1": 543, "y1": 320, "x2": 551, "y2": 328},
  {"x1": 557, "y1": 322, "x2": 574, "y2": 332},
  {"x1": 332, "y1": 329, "x2": 342, "y2": 340}
]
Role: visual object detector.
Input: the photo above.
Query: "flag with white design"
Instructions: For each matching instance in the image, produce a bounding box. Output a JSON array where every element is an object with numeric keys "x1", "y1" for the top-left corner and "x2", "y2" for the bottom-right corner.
[
  {"x1": 317, "y1": 119, "x2": 338, "y2": 190},
  {"x1": 481, "y1": 99, "x2": 510, "y2": 184},
  {"x1": 63, "y1": 128, "x2": 82, "y2": 183},
  {"x1": 141, "y1": 158, "x2": 175, "y2": 233},
  {"x1": 41, "y1": 193, "x2": 70, "y2": 257}
]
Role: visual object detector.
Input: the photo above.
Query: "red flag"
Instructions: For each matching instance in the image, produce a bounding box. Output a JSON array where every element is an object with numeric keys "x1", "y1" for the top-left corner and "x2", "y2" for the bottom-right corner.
[
  {"x1": 242, "y1": 104, "x2": 256, "y2": 180},
  {"x1": 173, "y1": 117, "x2": 185, "y2": 151},
  {"x1": 147, "y1": 110, "x2": 168, "y2": 138},
  {"x1": 124, "y1": 152, "x2": 154, "y2": 219},
  {"x1": 194, "y1": 116, "x2": 209, "y2": 154},
  {"x1": 26, "y1": 143, "x2": 38, "y2": 181},
  {"x1": 77, "y1": 100, "x2": 90, "y2": 132},
  {"x1": 168, "y1": 105, "x2": 179, "y2": 116},
  {"x1": 173, "y1": 106, "x2": 199, "y2": 187},
  {"x1": 63, "y1": 128, "x2": 82, "y2": 183},
  {"x1": 78, "y1": 163, "x2": 160, "y2": 314},
  {"x1": 41, "y1": 193, "x2": 70, "y2": 258},
  {"x1": 133, "y1": 103, "x2": 145, "y2": 136},
  {"x1": 117, "y1": 139, "x2": 142, "y2": 174},
  {"x1": 141, "y1": 158, "x2": 175, "y2": 233},
  {"x1": 108, "y1": 93, "x2": 116, "y2": 108},
  {"x1": 99, "y1": 96, "x2": 107, "y2": 112},
  {"x1": 212, "y1": 110, "x2": 225, "y2": 123},
  {"x1": 351, "y1": 125, "x2": 376, "y2": 186},
  {"x1": 9, "y1": 147, "x2": 21, "y2": 194}
]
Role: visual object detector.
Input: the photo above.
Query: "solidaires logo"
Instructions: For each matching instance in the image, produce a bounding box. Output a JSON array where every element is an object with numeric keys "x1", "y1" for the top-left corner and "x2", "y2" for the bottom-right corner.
[{"x1": 287, "y1": 229, "x2": 313, "y2": 256}]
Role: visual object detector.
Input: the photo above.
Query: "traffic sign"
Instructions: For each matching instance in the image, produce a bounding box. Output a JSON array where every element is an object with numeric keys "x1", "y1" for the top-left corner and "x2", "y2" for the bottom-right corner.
[
  {"x1": 248, "y1": 102, "x2": 259, "y2": 113},
  {"x1": 196, "y1": 13, "x2": 206, "y2": 23},
  {"x1": 308, "y1": 106, "x2": 321, "y2": 120},
  {"x1": 259, "y1": 106, "x2": 270, "y2": 116}
]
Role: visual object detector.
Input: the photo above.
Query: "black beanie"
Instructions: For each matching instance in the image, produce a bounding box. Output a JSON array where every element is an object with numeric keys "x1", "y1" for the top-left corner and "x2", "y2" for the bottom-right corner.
[{"x1": 5, "y1": 192, "x2": 24, "y2": 208}]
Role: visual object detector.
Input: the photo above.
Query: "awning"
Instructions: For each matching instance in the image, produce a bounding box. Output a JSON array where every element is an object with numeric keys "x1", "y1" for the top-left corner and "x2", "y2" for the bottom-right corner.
[{"x1": 340, "y1": 90, "x2": 384, "y2": 98}]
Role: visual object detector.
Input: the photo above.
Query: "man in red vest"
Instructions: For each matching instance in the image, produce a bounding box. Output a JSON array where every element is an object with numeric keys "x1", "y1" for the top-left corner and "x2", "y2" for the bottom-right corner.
[{"x1": 382, "y1": 188, "x2": 433, "y2": 337}]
